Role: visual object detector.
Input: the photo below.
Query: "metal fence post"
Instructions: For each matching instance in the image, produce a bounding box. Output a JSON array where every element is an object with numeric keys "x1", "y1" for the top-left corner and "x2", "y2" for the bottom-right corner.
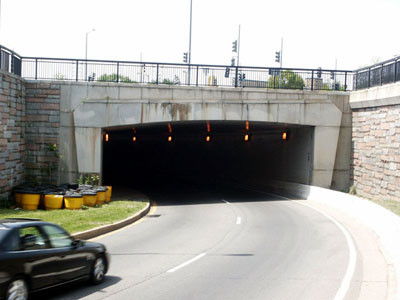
[
  {"x1": 156, "y1": 64, "x2": 159, "y2": 84},
  {"x1": 196, "y1": 66, "x2": 199, "y2": 87},
  {"x1": 367, "y1": 68, "x2": 371, "y2": 88},
  {"x1": 311, "y1": 70, "x2": 314, "y2": 91},
  {"x1": 116, "y1": 62, "x2": 120, "y2": 83},
  {"x1": 76, "y1": 60, "x2": 79, "y2": 81},
  {"x1": 344, "y1": 72, "x2": 348, "y2": 91},
  {"x1": 234, "y1": 67, "x2": 239, "y2": 88},
  {"x1": 394, "y1": 60, "x2": 397, "y2": 82},
  {"x1": 380, "y1": 64, "x2": 383, "y2": 86},
  {"x1": 35, "y1": 58, "x2": 38, "y2": 80}
]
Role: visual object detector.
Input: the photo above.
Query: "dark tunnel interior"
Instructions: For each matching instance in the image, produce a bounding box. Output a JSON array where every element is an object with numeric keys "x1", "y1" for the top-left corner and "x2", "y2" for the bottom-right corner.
[{"x1": 102, "y1": 121, "x2": 314, "y2": 192}]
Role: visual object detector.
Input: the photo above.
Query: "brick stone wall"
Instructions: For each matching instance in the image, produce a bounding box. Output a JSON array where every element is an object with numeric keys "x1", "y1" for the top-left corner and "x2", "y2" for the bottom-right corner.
[
  {"x1": 0, "y1": 71, "x2": 26, "y2": 206},
  {"x1": 352, "y1": 105, "x2": 400, "y2": 201},
  {"x1": 24, "y1": 81, "x2": 61, "y2": 186}
]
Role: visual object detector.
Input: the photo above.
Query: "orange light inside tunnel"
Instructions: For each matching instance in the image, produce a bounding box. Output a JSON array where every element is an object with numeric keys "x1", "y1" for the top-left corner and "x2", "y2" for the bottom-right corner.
[
  {"x1": 206, "y1": 121, "x2": 211, "y2": 133},
  {"x1": 282, "y1": 132, "x2": 287, "y2": 140},
  {"x1": 168, "y1": 136, "x2": 172, "y2": 142},
  {"x1": 206, "y1": 135, "x2": 211, "y2": 142},
  {"x1": 245, "y1": 121, "x2": 250, "y2": 131},
  {"x1": 168, "y1": 123, "x2": 172, "y2": 134},
  {"x1": 105, "y1": 133, "x2": 109, "y2": 142},
  {"x1": 132, "y1": 136, "x2": 137, "y2": 142},
  {"x1": 244, "y1": 134, "x2": 250, "y2": 142}
]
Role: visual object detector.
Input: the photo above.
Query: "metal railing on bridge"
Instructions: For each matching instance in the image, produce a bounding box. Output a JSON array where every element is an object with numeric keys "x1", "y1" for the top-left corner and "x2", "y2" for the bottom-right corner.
[
  {"x1": 1, "y1": 44, "x2": 355, "y2": 91},
  {"x1": 20, "y1": 56, "x2": 353, "y2": 91},
  {"x1": 354, "y1": 56, "x2": 400, "y2": 90}
]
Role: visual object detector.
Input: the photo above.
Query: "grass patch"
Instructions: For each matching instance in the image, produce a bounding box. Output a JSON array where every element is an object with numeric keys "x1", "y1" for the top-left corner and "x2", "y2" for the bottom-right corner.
[
  {"x1": 368, "y1": 198, "x2": 400, "y2": 217},
  {"x1": 0, "y1": 200, "x2": 148, "y2": 234}
]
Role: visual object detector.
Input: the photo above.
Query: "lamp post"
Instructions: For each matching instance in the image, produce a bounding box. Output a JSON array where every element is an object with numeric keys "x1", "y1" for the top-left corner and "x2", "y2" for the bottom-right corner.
[
  {"x1": 85, "y1": 29, "x2": 95, "y2": 81},
  {"x1": 187, "y1": 0, "x2": 192, "y2": 85}
]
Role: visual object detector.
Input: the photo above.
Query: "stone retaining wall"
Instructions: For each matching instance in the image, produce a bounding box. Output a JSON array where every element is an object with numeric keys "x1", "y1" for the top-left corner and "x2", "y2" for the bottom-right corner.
[
  {"x1": 352, "y1": 104, "x2": 400, "y2": 201},
  {"x1": 0, "y1": 71, "x2": 25, "y2": 205},
  {"x1": 24, "y1": 81, "x2": 61, "y2": 186}
]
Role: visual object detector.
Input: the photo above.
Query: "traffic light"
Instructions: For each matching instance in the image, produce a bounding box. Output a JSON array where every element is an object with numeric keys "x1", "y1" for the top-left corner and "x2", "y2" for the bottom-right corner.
[
  {"x1": 183, "y1": 52, "x2": 188, "y2": 63},
  {"x1": 232, "y1": 40, "x2": 238, "y2": 53},
  {"x1": 143, "y1": 64, "x2": 146, "y2": 73},
  {"x1": 242, "y1": 73, "x2": 246, "y2": 81},
  {"x1": 225, "y1": 67, "x2": 230, "y2": 78},
  {"x1": 275, "y1": 51, "x2": 280, "y2": 63},
  {"x1": 238, "y1": 73, "x2": 242, "y2": 82},
  {"x1": 317, "y1": 67, "x2": 322, "y2": 78},
  {"x1": 330, "y1": 71, "x2": 334, "y2": 80},
  {"x1": 231, "y1": 58, "x2": 235, "y2": 66}
]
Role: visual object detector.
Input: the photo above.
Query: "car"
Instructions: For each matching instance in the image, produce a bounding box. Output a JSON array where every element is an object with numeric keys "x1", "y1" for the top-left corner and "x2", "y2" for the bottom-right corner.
[{"x1": 0, "y1": 218, "x2": 110, "y2": 300}]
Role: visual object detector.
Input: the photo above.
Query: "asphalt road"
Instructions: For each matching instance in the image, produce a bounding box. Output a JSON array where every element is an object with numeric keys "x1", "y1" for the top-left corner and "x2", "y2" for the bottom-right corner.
[{"x1": 39, "y1": 186, "x2": 376, "y2": 300}]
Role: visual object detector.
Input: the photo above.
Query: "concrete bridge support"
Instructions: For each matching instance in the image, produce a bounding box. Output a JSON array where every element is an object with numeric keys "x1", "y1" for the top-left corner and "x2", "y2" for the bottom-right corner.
[{"x1": 57, "y1": 82, "x2": 351, "y2": 191}]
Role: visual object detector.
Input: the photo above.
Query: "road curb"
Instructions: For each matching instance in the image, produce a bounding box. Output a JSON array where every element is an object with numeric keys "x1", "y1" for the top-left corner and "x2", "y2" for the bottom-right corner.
[
  {"x1": 263, "y1": 180, "x2": 400, "y2": 300},
  {"x1": 72, "y1": 201, "x2": 151, "y2": 240}
]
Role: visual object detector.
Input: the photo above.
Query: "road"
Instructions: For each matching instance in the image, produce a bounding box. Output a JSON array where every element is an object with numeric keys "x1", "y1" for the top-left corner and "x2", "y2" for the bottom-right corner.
[{"x1": 39, "y1": 186, "x2": 390, "y2": 300}]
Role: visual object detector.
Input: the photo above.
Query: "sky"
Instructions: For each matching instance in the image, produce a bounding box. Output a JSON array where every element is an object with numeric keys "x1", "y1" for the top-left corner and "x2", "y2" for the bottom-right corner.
[{"x1": 1, "y1": 0, "x2": 399, "y2": 70}]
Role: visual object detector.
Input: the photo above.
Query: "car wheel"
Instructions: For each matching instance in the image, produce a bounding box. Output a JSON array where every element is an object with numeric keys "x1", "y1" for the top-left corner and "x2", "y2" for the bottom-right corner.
[
  {"x1": 91, "y1": 256, "x2": 106, "y2": 284},
  {"x1": 6, "y1": 278, "x2": 28, "y2": 300}
]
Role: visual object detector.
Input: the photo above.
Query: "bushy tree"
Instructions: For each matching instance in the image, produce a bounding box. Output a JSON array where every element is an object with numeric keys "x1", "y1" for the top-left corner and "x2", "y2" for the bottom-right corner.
[
  {"x1": 267, "y1": 70, "x2": 305, "y2": 90},
  {"x1": 97, "y1": 73, "x2": 135, "y2": 83}
]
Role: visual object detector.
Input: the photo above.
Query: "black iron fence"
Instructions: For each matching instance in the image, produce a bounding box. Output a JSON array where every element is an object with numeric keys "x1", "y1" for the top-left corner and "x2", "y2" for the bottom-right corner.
[
  {"x1": 20, "y1": 56, "x2": 353, "y2": 91},
  {"x1": 0, "y1": 46, "x2": 22, "y2": 76},
  {"x1": 354, "y1": 56, "x2": 400, "y2": 90}
]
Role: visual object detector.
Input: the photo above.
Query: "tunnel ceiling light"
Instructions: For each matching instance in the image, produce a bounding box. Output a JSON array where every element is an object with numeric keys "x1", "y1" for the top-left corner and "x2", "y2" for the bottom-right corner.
[
  {"x1": 206, "y1": 135, "x2": 211, "y2": 142},
  {"x1": 206, "y1": 121, "x2": 211, "y2": 133},
  {"x1": 244, "y1": 134, "x2": 250, "y2": 142},
  {"x1": 245, "y1": 121, "x2": 250, "y2": 131},
  {"x1": 132, "y1": 136, "x2": 137, "y2": 142},
  {"x1": 282, "y1": 132, "x2": 288, "y2": 140},
  {"x1": 168, "y1": 136, "x2": 173, "y2": 142},
  {"x1": 105, "y1": 133, "x2": 109, "y2": 142},
  {"x1": 168, "y1": 123, "x2": 172, "y2": 134}
]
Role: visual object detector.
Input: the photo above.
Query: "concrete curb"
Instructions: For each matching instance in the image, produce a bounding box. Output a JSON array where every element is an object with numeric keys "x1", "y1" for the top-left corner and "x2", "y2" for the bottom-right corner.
[
  {"x1": 265, "y1": 180, "x2": 400, "y2": 299},
  {"x1": 72, "y1": 201, "x2": 151, "y2": 240}
]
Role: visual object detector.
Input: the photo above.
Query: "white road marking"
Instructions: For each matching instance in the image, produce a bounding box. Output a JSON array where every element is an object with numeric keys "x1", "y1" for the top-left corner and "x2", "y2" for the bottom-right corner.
[
  {"x1": 167, "y1": 253, "x2": 207, "y2": 273},
  {"x1": 299, "y1": 203, "x2": 357, "y2": 300},
  {"x1": 268, "y1": 192, "x2": 357, "y2": 300},
  {"x1": 236, "y1": 217, "x2": 242, "y2": 225}
]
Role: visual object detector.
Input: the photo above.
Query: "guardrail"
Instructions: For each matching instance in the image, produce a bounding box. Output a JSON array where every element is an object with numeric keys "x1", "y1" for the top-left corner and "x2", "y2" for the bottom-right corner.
[
  {"x1": 0, "y1": 46, "x2": 22, "y2": 76},
  {"x1": 20, "y1": 56, "x2": 353, "y2": 91},
  {"x1": 354, "y1": 56, "x2": 400, "y2": 90}
]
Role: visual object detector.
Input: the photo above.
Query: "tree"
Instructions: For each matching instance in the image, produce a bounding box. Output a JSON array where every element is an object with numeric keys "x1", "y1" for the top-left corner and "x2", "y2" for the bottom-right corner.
[
  {"x1": 97, "y1": 73, "x2": 135, "y2": 83},
  {"x1": 267, "y1": 70, "x2": 305, "y2": 90}
]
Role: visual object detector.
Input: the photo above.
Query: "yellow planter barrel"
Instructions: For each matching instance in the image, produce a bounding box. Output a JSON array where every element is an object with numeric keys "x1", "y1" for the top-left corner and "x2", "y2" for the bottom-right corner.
[
  {"x1": 64, "y1": 194, "x2": 83, "y2": 210},
  {"x1": 82, "y1": 191, "x2": 97, "y2": 207},
  {"x1": 95, "y1": 187, "x2": 107, "y2": 205},
  {"x1": 21, "y1": 193, "x2": 41, "y2": 210},
  {"x1": 14, "y1": 191, "x2": 23, "y2": 208},
  {"x1": 105, "y1": 186, "x2": 112, "y2": 203},
  {"x1": 44, "y1": 194, "x2": 64, "y2": 210}
]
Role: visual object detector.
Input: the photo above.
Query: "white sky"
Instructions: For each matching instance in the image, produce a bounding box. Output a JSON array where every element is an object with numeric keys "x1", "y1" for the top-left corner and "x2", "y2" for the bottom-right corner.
[{"x1": 1, "y1": 0, "x2": 399, "y2": 70}]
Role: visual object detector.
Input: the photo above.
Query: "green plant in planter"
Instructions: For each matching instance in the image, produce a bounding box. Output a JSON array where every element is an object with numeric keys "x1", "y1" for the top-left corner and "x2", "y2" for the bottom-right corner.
[
  {"x1": 40, "y1": 144, "x2": 61, "y2": 185},
  {"x1": 82, "y1": 173, "x2": 100, "y2": 185}
]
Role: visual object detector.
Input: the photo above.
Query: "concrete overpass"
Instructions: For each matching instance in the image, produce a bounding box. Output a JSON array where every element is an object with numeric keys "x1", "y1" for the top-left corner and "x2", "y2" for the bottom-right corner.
[{"x1": 57, "y1": 82, "x2": 351, "y2": 191}]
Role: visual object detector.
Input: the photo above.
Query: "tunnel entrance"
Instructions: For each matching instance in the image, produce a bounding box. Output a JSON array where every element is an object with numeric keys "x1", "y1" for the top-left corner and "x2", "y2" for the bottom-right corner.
[{"x1": 102, "y1": 121, "x2": 314, "y2": 192}]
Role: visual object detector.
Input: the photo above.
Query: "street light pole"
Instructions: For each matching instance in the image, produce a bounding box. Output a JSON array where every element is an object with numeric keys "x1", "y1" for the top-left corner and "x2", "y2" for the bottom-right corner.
[
  {"x1": 187, "y1": 0, "x2": 192, "y2": 85},
  {"x1": 85, "y1": 29, "x2": 95, "y2": 81}
]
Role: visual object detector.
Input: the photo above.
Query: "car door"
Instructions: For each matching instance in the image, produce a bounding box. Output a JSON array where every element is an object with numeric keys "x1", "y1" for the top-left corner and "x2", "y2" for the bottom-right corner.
[
  {"x1": 40, "y1": 224, "x2": 89, "y2": 282},
  {"x1": 15, "y1": 226, "x2": 60, "y2": 290}
]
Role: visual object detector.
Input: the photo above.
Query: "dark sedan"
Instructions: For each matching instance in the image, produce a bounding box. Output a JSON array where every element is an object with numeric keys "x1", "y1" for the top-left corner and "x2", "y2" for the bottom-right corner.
[{"x1": 0, "y1": 218, "x2": 110, "y2": 300}]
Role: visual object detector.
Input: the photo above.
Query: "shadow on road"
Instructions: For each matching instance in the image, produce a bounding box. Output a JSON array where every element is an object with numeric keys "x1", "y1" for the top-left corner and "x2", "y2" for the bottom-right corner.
[{"x1": 30, "y1": 275, "x2": 122, "y2": 300}]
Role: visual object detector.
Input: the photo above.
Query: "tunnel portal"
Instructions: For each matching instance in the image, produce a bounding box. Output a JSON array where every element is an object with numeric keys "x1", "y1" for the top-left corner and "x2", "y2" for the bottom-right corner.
[{"x1": 102, "y1": 121, "x2": 314, "y2": 191}]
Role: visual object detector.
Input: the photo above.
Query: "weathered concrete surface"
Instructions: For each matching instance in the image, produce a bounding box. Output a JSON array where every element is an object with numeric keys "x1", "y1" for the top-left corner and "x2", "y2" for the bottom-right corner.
[{"x1": 55, "y1": 81, "x2": 351, "y2": 190}]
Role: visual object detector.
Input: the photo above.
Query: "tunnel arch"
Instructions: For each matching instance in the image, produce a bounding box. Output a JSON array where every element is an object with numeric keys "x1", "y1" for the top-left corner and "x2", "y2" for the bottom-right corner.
[{"x1": 101, "y1": 120, "x2": 314, "y2": 190}]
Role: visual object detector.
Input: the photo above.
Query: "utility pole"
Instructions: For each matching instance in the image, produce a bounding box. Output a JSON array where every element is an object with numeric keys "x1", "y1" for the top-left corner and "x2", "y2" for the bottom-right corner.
[
  {"x1": 237, "y1": 25, "x2": 241, "y2": 67},
  {"x1": 187, "y1": 0, "x2": 193, "y2": 85}
]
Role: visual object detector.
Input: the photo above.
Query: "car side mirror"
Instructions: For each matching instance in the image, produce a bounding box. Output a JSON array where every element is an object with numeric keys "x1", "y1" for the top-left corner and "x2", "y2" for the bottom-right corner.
[{"x1": 71, "y1": 239, "x2": 82, "y2": 248}]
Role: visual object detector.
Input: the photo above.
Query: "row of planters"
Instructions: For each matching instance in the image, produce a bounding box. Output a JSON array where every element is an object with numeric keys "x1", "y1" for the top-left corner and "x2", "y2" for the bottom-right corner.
[{"x1": 13, "y1": 184, "x2": 112, "y2": 211}]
